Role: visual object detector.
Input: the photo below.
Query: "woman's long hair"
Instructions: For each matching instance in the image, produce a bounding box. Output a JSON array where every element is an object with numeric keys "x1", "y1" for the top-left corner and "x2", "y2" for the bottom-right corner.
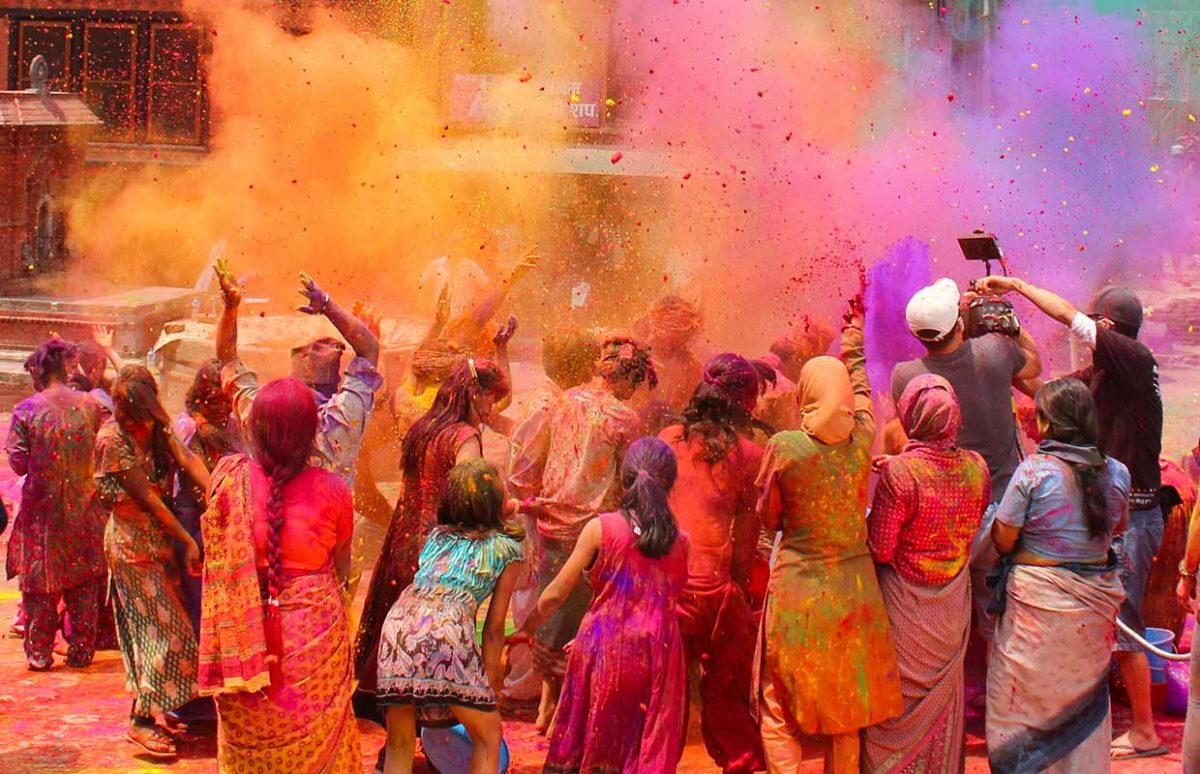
[
  {"x1": 401, "y1": 358, "x2": 508, "y2": 480},
  {"x1": 1035, "y1": 378, "x2": 1110, "y2": 539},
  {"x1": 112, "y1": 365, "x2": 172, "y2": 482},
  {"x1": 682, "y1": 354, "x2": 771, "y2": 463},
  {"x1": 437, "y1": 459, "x2": 524, "y2": 540},
  {"x1": 247, "y1": 379, "x2": 319, "y2": 605},
  {"x1": 619, "y1": 437, "x2": 680, "y2": 558}
]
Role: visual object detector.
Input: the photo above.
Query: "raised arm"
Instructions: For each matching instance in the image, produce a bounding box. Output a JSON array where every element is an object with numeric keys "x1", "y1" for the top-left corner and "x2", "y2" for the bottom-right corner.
[
  {"x1": 1008, "y1": 325, "x2": 1045, "y2": 398},
  {"x1": 510, "y1": 517, "x2": 602, "y2": 642},
  {"x1": 417, "y1": 285, "x2": 452, "y2": 350},
  {"x1": 840, "y1": 295, "x2": 875, "y2": 436},
  {"x1": 90, "y1": 326, "x2": 126, "y2": 372},
  {"x1": 298, "y1": 273, "x2": 380, "y2": 367},
  {"x1": 214, "y1": 258, "x2": 242, "y2": 364},
  {"x1": 465, "y1": 246, "x2": 540, "y2": 333},
  {"x1": 975, "y1": 275, "x2": 1078, "y2": 328},
  {"x1": 491, "y1": 315, "x2": 518, "y2": 415}
]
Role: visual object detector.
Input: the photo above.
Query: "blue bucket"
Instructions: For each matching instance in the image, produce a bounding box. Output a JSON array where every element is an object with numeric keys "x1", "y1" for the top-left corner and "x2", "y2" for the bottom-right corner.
[
  {"x1": 421, "y1": 724, "x2": 511, "y2": 774},
  {"x1": 1144, "y1": 627, "x2": 1176, "y2": 685}
]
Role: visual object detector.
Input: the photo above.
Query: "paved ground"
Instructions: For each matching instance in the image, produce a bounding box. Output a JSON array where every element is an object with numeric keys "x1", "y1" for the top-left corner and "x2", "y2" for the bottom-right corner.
[{"x1": 0, "y1": 585, "x2": 1187, "y2": 774}]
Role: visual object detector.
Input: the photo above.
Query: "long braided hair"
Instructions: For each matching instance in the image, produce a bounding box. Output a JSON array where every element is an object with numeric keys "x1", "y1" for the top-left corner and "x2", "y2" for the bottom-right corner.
[{"x1": 247, "y1": 378, "x2": 318, "y2": 684}]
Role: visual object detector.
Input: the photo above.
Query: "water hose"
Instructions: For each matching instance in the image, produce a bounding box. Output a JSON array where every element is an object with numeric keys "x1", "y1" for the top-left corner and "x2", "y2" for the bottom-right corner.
[{"x1": 1116, "y1": 617, "x2": 1192, "y2": 662}]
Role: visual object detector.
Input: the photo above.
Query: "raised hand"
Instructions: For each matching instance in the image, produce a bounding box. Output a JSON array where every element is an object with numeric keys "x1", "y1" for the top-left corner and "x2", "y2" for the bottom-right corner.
[
  {"x1": 510, "y1": 245, "x2": 541, "y2": 280},
  {"x1": 844, "y1": 293, "x2": 865, "y2": 329},
  {"x1": 493, "y1": 315, "x2": 518, "y2": 347},
  {"x1": 214, "y1": 257, "x2": 243, "y2": 308},
  {"x1": 90, "y1": 325, "x2": 115, "y2": 350},
  {"x1": 297, "y1": 272, "x2": 330, "y2": 316}
]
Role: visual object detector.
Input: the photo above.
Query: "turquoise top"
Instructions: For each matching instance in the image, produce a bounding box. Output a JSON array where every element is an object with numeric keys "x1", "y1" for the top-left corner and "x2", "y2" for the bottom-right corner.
[{"x1": 412, "y1": 527, "x2": 524, "y2": 605}]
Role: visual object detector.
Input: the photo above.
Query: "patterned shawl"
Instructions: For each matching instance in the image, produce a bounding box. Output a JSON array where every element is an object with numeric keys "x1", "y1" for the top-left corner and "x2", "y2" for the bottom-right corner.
[{"x1": 198, "y1": 454, "x2": 272, "y2": 695}]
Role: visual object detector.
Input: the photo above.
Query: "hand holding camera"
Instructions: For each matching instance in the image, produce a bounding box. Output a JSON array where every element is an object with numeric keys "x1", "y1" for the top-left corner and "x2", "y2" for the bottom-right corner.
[{"x1": 959, "y1": 231, "x2": 1021, "y2": 339}]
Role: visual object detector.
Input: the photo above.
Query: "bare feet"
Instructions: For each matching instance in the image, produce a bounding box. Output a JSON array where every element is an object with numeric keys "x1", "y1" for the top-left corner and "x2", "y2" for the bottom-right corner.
[{"x1": 535, "y1": 693, "x2": 557, "y2": 736}]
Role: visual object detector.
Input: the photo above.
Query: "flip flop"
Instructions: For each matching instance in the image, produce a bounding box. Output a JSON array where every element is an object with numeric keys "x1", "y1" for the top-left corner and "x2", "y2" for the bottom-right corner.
[
  {"x1": 1110, "y1": 743, "x2": 1169, "y2": 761},
  {"x1": 125, "y1": 725, "x2": 178, "y2": 760}
]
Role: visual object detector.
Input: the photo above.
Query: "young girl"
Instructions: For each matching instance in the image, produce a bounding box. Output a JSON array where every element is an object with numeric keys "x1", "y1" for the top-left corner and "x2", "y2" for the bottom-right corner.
[
  {"x1": 514, "y1": 436, "x2": 691, "y2": 773},
  {"x1": 376, "y1": 459, "x2": 524, "y2": 774}
]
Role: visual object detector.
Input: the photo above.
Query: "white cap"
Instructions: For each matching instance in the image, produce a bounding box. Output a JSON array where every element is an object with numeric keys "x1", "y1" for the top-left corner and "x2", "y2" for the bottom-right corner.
[{"x1": 905, "y1": 278, "x2": 961, "y2": 340}]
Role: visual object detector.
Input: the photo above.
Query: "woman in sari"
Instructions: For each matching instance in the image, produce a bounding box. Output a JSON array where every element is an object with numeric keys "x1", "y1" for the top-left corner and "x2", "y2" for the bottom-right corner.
[
  {"x1": 987, "y1": 378, "x2": 1128, "y2": 773},
  {"x1": 354, "y1": 358, "x2": 510, "y2": 707},
  {"x1": 199, "y1": 377, "x2": 360, "y2": 772},
  {"x1": 96, "y1": 366, "x2": 209, "y2": 759},
  {"x1": 863, "y1": 375, "x2": 989, "y2": 773},
  {"x1": 755, "y1": 298, "x2": 902, "y2": 773}
]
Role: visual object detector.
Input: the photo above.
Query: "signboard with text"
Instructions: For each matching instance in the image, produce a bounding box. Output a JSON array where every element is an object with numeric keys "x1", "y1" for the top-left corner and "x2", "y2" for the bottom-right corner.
[{"x1": 448, "y1": 74, "x2": 604, "y2": 129}]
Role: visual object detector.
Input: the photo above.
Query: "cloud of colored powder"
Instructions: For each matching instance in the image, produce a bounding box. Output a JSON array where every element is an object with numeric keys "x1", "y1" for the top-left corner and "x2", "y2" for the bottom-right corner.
[
  {"x1": 61, "y1": 0, "x2": 1197, "y2": 353},
  {"x1": 607, "y1": 0, "x2": 1198, "y2": 348}
]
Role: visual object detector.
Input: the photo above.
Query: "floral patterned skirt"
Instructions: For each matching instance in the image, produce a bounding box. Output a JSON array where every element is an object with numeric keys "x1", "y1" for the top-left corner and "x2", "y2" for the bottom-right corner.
[
  {"x1": 376, "y1": 586, "x2": 493, "y2": 726},
  {"x1": 215, "y1": 572, "x2": 360, "y2": 774}
]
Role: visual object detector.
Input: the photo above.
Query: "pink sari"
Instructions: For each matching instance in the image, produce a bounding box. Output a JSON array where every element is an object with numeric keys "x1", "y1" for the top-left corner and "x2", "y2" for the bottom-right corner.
[{"x1": 199, "y1": 456, "x2": 360, "y2": 773}]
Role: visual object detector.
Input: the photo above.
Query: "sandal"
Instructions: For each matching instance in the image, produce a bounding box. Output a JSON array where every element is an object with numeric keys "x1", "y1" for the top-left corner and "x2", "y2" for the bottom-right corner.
[
  {"x1": 1110, "y1": 743, "x2": 1169, "y2": 761},
  {"x1": 126, "y1": 723, "x2": 178, "y2": 759}
]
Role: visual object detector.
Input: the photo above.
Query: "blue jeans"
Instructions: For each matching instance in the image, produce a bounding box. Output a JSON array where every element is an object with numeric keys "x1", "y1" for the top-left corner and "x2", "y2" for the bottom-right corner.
[{"x1": 1114, "y1": 505, "x2": 1164, "y2": 652}]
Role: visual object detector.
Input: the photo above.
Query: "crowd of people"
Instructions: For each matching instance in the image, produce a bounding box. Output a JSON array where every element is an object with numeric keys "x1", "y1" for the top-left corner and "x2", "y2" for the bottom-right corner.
[{"x1": 3, "y1": 252, "x2": 1200, "y2": 774}]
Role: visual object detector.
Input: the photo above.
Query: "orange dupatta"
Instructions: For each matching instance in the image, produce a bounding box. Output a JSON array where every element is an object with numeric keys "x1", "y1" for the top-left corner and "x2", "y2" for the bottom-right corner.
[{"x1": 197, "y1": 454, "x2": 272, "y2": 695}]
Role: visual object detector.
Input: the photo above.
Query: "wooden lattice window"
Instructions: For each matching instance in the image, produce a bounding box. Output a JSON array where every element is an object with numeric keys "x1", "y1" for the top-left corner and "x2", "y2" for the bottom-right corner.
[
  {"x1": 17, "y1": 21, "x2": 72, "y2": 90},
  {"x1": 83, "y1": 23, "x2": 138, "y2": 141},
  {"x1": 148, "y1": 23, "x2": 204, "y2": 144}
]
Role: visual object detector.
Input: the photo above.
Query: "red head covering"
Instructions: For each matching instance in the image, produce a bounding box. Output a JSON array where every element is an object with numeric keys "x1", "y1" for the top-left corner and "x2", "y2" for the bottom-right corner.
[{"x1": 897, "y1": 373, "x2": 961, "y2": 450}]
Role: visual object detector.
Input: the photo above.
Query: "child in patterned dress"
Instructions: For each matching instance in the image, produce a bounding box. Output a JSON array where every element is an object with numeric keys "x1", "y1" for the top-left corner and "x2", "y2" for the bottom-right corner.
[{"x1": 376, "y1": 459, "x2": 524, "y2": 774}]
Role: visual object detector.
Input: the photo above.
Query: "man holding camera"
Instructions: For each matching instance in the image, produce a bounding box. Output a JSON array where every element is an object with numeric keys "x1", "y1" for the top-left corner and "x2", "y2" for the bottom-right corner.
[
  {"x1": 891, "y1": 279, "x2": 1043, "y2": 640},
  {"x1": 975, "y1": 276, "x2": 1166, "y2": 761}
]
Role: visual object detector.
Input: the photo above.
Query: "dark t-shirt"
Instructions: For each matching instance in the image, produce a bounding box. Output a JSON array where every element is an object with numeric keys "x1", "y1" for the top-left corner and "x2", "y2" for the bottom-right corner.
[
  {"x1": 892, "y1": 334, "x2": 1026, "y2": 502},
  {"x1": 1073, "y1": 327, "x2": 1162, "y2": 493}
]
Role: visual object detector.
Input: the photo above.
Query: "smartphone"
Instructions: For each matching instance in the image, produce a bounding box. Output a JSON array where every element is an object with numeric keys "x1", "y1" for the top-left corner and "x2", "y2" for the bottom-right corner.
[{"x1": 958, "y1": 231, "x2": 1004, "y2": 263}]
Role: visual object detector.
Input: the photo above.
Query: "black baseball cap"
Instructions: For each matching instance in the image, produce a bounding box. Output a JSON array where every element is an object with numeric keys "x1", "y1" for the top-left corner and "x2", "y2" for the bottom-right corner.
[{"x1": 1091, "y1": 287, "x2": 1144, "y2": 333}]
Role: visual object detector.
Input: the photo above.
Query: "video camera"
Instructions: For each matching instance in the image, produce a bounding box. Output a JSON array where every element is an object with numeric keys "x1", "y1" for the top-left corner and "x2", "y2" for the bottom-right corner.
[{"x1": 959, "y1": 230, "x2": 1020, "y2": 339}]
